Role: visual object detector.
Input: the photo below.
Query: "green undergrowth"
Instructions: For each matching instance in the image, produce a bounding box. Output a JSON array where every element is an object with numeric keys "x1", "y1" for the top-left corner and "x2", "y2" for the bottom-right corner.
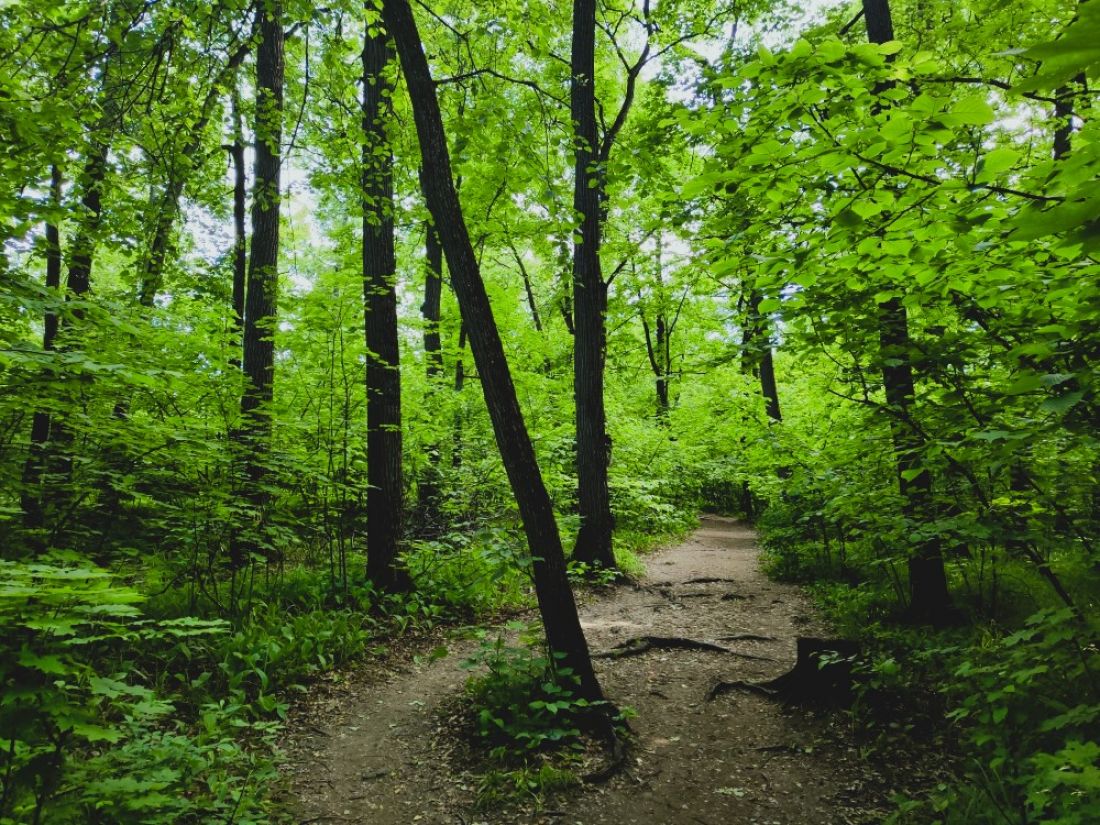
[
  {"x1": 756, "y1": 517, "x2": 1100, "y2": 825},
  {"x1": 458, "y1": 622, "x2": 633, "y2": 811},
  {"x1": 0, "y1": 508, "x2": 686, "y2": 823},
  {"x1": 0, "y1": 525, "x2": 536, "y2": 824}
]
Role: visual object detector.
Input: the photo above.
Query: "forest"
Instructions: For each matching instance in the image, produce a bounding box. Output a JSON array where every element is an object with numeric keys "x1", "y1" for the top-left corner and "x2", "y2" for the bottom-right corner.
[{"x1": 0, "y1": 0, "x2": 1097, "y2": 821}]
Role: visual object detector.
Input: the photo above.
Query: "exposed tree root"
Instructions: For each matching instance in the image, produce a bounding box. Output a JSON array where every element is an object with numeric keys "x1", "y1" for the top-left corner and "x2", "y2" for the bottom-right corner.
[
  {"x1": 670, "y1": 592, "x2": 723, "y2": 600},
  {"x1": 580, "y1": 707, "x2": 629, "y2": 784},
  {"x1": 594, "y1": 635, "x2": 774, "y2": 661},
  {"x1": 718, "y1": 633, "x2": 776, "y2": 642},
  {"x1": 706, "y1": 637, "x2": 859, "y2": 707},
  {"x1": 681, "y1": 577, "x2": 739, "y2": 585},
  {"x1": 706, "y1": 679, "x2": 777, "y2": 702}
]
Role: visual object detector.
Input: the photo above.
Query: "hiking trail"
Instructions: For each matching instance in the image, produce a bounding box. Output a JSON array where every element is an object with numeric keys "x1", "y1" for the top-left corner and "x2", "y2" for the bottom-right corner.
[{"x1": 282, "y1": 515, "x2": 909, "y2": 824}]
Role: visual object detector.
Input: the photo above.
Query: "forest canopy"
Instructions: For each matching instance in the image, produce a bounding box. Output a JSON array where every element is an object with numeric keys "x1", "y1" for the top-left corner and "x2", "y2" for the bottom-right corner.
[{"x1": 0, "y1": 0, "x2": 1097, "y2": 822}]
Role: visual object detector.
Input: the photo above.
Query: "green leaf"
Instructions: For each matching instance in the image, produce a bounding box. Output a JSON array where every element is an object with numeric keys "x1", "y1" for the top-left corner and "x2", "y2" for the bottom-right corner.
[
  {"x1": 979, "y1": 147, "x2": 1020, "y2": 177},
  {"x1": 944, "y1": 94, "x2": 995, "y2": 126}
]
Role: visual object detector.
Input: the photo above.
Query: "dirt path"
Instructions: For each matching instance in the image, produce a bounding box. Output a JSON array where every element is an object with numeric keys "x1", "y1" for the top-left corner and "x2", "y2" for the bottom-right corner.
[{"x1": 282, "y1": 516, "x2": 894, "y2": 824}]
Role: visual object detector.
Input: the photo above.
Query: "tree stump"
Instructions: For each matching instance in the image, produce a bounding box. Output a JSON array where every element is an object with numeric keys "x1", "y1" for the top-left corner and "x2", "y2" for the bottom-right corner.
[{"x1": 707, "y1": 637, "x2": 859, "y2": 708}]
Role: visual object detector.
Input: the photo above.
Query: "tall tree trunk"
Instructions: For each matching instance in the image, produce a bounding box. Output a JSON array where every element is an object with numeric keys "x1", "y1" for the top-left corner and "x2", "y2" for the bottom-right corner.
[
  {"x1": 382, "y1": 0, "x2": 603, "y2": 701},
  {"x1": 20, "y1": 165, "x2": 64, "y2": 533},
  {"x1": 452, "y1": 323, "x2": 466, "y2": 469},
  {"x1": 234, "y1": 0, "x2": 284, "y2": 568},
  {"x1": 138, "y1": 42, "x2": 254, "y2": 310},
  {"x1": 570, "y1": 0, "x2": 614, "y2": 568},
  {"x1": 230, "y1": 75, "x2": 248, "y2": 366},
  {"x1": 362, "y1": 19, "x2": 406, "y2": 591},
  {"x1": 863, "y1": 0, "x2": 952, "y2": 622},
  {"x1": 418, "y1": 193, "x2": 444, "y2": 520},
  {"x1": 137, "y1": 182, "x2": 182, "y2": 309}
]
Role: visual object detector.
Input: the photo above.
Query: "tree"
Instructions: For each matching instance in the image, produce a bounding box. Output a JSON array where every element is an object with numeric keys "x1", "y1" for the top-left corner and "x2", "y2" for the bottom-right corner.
[
  {"x1": 19, "y1": 166, "x2": 63, "y2": 534},
  {"x1": 381, "y1": 0, "x2": 603, "y2": 701},
  {"x1": 861, "y1": 0, "x2": 953, "y2": 623},
  {"x1": 235, "y1": 0, "x2": 285, "y2": 569},
  {"x1": 362, "y1": 12, "x2": 406, "y2": 591},
  {"x1": 417, "y1": 175, "x2": 445, "y2": 523},
  {"x1": 569, "y1": 0, "x2": 615, "y2": 568}
]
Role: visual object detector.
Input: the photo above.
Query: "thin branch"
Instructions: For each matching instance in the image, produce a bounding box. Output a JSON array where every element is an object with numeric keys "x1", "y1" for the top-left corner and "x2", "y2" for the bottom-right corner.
[{"x1": 434, "y1": 67, "x2": 567, "y2": 105}]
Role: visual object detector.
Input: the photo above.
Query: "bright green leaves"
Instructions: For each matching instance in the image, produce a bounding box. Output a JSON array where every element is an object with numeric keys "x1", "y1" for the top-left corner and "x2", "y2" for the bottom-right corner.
[
  {"x1": 1016, "y1": 3, "x2": 1100, "y2": 92},
  {"x1": 940, "y1": 93, "x2": 996, "y2": 127},
  {"x1": 976, "y1": 146, "x2": 1021, "y2": 180}
]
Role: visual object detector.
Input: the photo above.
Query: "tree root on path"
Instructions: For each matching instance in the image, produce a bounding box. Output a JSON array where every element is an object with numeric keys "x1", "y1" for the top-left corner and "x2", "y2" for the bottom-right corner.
[
  {"x1": 718, "y1": 633, "x2": 776, "y2": 642},
  {"x1": 580, "y1": 707, "x2": 630, "y2": 784},
  {"x1": 681, "y1": 577, "x2": 740, "y2": 585},
  {"x1": 582, "y1": 726, "x2": 628, "y2": 783},
  {"x1": 706, "y1": 637, "x2": 859, "y2": 707},
  {"x1": 706, "y1": 679, "x2": 778, "y2": 702},
  {"x1": 594, "y1": 635, "x2": 775, "y2": 661}
]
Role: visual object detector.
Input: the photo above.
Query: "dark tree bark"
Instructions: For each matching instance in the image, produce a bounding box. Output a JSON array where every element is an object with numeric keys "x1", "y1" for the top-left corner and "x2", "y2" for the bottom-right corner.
[
  {"x1": 234, "y1": 0, "x2": 284, "y2": 568},
  {"x1": 66, "y1": 135, "x2": 110, "y2": 317},
  {"x1": 641, "y1": 312, "x2": 670, "y2": 418},
  {"x1": 230, "y1": 75, "x2": 248, "y2": 363},
  {"x1": 20, "y1": 165, "x2": 64, "y2": 532},
  {"x1": 864, "y1": 0, "x2": 953, "y2": 623},
  {"x1": 381, "y1": 0, "x2": 603, "y2": 701},
  {"x1": 452, "y1": 323, "x2": 466, "y2": 469},
  {"x1": 417, "y1": 191, "x2": 444, "y2": 519},
  {"x1": 570, "y1": 0, "x2": 614, "y2": 568},
  {"x1": 362, "y1": 20, "x2": 406, "y2": 591},
  {"x1": 759, "y1": 344, "x2": 782, "y2": 425},
  {"x1": 743, "y1": 291, "x2": 782, "y2": 424}
]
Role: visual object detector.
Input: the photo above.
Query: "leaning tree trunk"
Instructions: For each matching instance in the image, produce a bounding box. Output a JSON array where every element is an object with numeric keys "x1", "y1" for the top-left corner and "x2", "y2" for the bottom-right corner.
[
  {"x1": 863, "y1": 0, "x2": 952, "y2": 623},
  {"x1": 570, "y1": 0, "x2": 615, "y2": 569},
  {"x1": 362, "y1": 21, "x2": 406, "y2": 591},
  {"x1": 381, "y1": 0, "x2": 603, "y2": 702},
  {"x1": 138, "y1": 40, "x2": 253, "y2": 310},
  {"x1": 234, "y1": 1, "x2": 284, "y2": 569}
]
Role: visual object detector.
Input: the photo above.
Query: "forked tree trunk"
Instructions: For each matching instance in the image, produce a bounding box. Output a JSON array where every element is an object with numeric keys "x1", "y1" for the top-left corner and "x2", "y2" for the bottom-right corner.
[
  {"x1": 381, "y1": 0, "x2": 603, "y2": 701},
  {"x1": 137, "y1": 41, "x2": 253, "y2": 310},
  {"x1": 362, "y1": 20, "x2": 406, "y2": 591},
  {"x1": 570, "y1": 0, "x2": 615, "y2": 569}
]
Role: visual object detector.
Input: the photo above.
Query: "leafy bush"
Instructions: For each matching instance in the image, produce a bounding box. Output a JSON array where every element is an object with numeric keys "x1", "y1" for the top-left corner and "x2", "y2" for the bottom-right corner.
[
  {"x1": 930, "y1": 608, "x2": 1100, "y2": 825},
  {"x1": 462, "y1": 626, "x2": 594, "y2": 757},
  {"x1": 405, "y1": 526, "x2": 532, "y2": 616},
  {"x1": 0, "y1": 556, "x2": 276, "y2": 824}
]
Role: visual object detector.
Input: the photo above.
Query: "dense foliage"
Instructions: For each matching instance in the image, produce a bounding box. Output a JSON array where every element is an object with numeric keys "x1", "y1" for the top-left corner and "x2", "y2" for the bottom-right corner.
[{"x1": 0, "y1": 0, "x2": 1096, "y2": 821}]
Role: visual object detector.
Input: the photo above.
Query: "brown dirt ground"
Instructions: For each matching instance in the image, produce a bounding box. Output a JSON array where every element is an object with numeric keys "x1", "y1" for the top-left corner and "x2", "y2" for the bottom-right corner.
[{"x1": 280, "y1": 515, "x2": 912, "y2": 824}]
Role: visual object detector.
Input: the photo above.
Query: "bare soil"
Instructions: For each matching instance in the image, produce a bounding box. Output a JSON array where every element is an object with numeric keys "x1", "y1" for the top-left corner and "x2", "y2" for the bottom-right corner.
[{"x1": 281, "y1": 515, "x2": 909, "y2": 824}]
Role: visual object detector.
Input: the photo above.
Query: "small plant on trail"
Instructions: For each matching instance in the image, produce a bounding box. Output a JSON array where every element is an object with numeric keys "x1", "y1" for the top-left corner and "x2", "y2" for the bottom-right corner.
[
  {"x1": 459, "y1": 622, "x2": 630, "y2": 809},
  {"x1": 474, "y1": 762, "x2": 579, "y2": 811},
  {"x1": 462, "y1": 623, "x2": 594, "y2": 756},
  {"x1": 566, "y1": 560, "x2": 622, "y2": 588}
]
